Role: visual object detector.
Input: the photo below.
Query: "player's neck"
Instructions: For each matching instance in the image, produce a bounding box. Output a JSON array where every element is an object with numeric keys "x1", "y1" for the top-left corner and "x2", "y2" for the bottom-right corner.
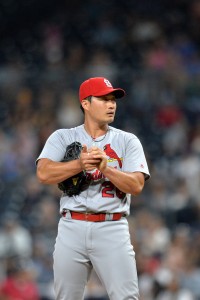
[{"x1": 84, "y1": 123, "x2": 108, "y2": 139}]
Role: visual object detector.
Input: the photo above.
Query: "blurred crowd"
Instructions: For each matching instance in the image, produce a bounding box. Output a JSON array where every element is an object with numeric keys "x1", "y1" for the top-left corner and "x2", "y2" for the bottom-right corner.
[{"x1": 0, "y1": 0, "x2": 200, "y2": 299}]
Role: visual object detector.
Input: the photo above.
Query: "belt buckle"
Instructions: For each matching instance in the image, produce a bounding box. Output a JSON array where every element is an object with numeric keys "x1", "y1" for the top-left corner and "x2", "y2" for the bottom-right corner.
[{"x1": 85, "y1": 211, "x2": 92, "y2": 221}]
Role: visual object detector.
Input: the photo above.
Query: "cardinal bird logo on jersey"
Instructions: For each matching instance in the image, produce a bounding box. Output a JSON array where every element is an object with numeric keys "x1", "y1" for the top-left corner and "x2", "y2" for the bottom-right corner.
[{"x1": 103, "y1": 144, "x2": 122, "y2": 168}]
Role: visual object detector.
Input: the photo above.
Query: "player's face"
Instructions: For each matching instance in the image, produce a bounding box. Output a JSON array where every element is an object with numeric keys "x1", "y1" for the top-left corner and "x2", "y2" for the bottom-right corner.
[{"x1": 88, "y1": 93, "x2": 117, "y2": 124}]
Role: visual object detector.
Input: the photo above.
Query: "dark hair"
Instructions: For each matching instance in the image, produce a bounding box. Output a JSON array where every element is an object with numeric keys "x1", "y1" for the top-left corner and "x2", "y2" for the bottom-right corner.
[{"x1": 80, "y1": 96, "x2": 92, "y2": 113}]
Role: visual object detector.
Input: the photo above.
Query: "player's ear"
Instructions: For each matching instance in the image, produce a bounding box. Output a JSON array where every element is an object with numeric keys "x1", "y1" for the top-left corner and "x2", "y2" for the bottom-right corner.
[{"x1": 81, "y1": 99, "x2": 90, "y2": 111}]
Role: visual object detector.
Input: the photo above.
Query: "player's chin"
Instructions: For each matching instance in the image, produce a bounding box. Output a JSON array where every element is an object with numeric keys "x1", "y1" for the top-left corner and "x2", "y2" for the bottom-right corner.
[{"x1": 106, "y1": 114, "x2": 115, "y2": 123}]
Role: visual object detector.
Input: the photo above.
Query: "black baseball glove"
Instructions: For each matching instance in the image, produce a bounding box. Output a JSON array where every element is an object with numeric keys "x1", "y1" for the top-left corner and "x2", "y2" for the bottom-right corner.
[{"x1": 58, "y1": 142, "x2": 90, "y2": 196}]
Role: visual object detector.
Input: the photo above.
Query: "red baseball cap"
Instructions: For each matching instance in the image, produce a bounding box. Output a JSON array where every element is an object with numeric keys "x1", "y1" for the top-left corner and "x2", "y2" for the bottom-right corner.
[{"x1": 79, "y1": 77, "x2": 125, "y2": 102}]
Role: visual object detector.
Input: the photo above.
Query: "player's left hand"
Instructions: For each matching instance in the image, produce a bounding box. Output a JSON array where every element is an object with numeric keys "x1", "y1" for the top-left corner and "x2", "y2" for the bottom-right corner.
[
  {"x1": 80, "y1": 145, "x2": 101, "y2": 171},
  {"x1": 89, "y1": 146, "x2": 108, "y2": 172}
]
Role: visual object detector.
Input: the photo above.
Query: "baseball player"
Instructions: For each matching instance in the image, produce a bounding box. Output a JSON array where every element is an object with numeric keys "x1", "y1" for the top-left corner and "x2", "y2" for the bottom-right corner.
[{"x1": 36, "y1": 77, "x2": 150, "y2": 300}]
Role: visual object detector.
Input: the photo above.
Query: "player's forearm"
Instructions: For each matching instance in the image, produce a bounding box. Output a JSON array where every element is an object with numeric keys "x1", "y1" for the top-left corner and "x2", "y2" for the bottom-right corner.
[
  {"x1": 101, "y1": 167, "x2": 144, "y2": 196},
  {"x1": 36, "y1": 158, "x2": 82, "y2": 184}
]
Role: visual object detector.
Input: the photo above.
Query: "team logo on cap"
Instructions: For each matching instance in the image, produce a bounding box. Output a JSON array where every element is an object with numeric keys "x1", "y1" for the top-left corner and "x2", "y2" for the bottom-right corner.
[{"x1": 104, "y1": 79, "x2": 112, "y2": 88}]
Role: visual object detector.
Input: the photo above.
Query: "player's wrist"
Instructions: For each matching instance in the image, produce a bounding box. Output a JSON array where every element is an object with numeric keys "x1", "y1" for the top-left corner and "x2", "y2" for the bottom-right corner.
[{"x1": 98, "y1": 162, "x2": 108, "y2": 173}]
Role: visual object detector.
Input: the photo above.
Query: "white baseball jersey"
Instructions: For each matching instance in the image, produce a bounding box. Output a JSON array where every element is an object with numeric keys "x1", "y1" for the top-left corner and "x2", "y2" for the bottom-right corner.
[{"x1": 37, "y1": 124, "x2": 150, "y2": 216}]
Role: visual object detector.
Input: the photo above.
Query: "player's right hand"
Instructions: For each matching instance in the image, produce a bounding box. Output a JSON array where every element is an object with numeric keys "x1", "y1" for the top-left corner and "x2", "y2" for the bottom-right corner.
[
  {"x1": 89, "y1": 147, "x2": 108, "y2": 173},
  {"x1": 80, "y1": 145, "x2": 101, "y2": 171}
]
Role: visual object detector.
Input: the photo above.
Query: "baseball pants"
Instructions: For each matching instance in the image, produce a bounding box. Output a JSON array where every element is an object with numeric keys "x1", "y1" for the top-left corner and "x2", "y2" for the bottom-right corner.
[{"x1": 53, "y1": 215, "x2": 139, "y2": 300}]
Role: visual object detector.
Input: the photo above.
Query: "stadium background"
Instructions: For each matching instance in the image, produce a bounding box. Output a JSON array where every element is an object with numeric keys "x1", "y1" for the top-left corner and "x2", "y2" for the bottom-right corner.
[{"x1": 0, "y1": 0, "x2": 200, "y2": 299}]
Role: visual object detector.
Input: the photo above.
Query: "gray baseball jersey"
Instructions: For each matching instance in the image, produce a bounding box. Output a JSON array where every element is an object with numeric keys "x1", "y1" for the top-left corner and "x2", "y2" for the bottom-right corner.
[
  {"x1": 37, "y1": 124, "x2": 150, "y2": 216},
  {"x1": 37, "y1": 124, "x2": 150, "y2": 300}
]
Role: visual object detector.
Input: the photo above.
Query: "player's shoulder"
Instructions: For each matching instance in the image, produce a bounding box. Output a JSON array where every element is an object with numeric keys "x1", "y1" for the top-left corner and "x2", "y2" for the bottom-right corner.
[
  {"x1": 109, "y1": 126, "x2": 139, "y2": 140},
  {"x1": 53, "y1": 125, "x2": 83, "y2": 136},
  {"x1": 47, "y1": 125, "x2": 84, "y2": 144}
]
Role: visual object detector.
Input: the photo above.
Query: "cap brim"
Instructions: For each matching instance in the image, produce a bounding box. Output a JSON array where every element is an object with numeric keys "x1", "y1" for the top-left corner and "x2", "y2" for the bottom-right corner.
[
  {"x1": 112, "y1": 88, "x2": 125, "y2": 99},
  {"x1": 93, "y1": 88, "x2": 125, "y2": 99}
]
